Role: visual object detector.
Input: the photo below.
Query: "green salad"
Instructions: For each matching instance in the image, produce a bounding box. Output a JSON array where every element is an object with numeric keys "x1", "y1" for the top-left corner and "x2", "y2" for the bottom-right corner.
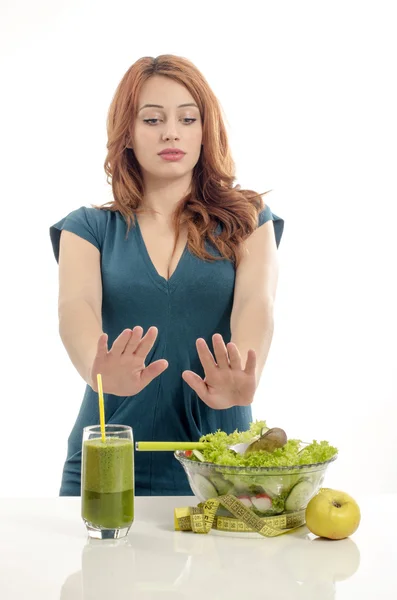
[
  {"x1": 179, "y1": 421, "x2": 338, "y2": 516},
  {"x1": 188, "y1": 420, "x2": 338, "y2": 467}
]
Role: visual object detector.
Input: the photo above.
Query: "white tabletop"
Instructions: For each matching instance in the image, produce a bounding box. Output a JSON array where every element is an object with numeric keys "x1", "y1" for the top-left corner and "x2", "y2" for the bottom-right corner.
[{"x1": 0, "y1": 494, "x2": 396, "y2": 599}]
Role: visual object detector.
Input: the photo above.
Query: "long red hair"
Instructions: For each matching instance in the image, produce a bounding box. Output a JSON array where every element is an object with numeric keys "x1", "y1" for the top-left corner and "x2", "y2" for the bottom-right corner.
[{"x1": 93, "y1": 54, "x2": 271, "y2": 267}]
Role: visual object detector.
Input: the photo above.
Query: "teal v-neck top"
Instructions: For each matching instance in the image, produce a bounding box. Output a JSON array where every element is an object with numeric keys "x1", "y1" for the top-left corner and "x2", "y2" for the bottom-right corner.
[{"x1": 49, "y1": 204, "x2": 284, "y2": 496}]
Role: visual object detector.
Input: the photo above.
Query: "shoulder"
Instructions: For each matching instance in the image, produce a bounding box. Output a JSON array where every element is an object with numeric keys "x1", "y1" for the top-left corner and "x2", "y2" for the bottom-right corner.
[
  {"x1": 257, "y1": 201, "x2": 285, "y2": 248},
  {"x1": 49, "y1": 204, "x2": 114, "y2": 263},
  {"x1": 69, "y1": 204, "x2": 112, "y2": 226},
  {"x1": 212, "y1": 198, "x2": 285, "y2": 249},
  {"x1": 51, "y1": 204, "x2": 110, "y2": 228}
]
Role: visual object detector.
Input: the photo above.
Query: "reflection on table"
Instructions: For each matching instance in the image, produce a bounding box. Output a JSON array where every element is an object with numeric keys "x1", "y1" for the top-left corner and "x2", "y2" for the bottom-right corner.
[{"x1": 60, "y1": 524, "x2": 360, "y2": 600}]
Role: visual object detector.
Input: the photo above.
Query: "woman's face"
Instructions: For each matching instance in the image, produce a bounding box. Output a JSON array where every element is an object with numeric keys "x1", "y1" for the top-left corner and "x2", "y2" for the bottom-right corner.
[{"x1": 129, "y1": 75, "x2": 203, "y2": 183}]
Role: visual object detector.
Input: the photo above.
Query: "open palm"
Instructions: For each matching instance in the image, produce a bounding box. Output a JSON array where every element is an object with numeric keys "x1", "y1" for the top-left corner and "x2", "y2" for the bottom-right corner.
[
  {"x1": 90, "y1": 326, "x2": 168, "y2": 396},
  {"x1": 182, "y1": 334, "x2": 257, "y2": 409}
]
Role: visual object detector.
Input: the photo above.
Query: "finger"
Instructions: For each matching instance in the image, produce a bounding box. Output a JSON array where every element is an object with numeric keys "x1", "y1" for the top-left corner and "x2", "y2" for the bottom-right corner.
[
  {"x1": 111, "y1": 329, "x2": 133, "y2": 356},
  {"x1": 227, "y1": 342, "x2": 242, "y2": 370},
  {"x1": 134, "y1": 326, "x2": 158, "y2": 358},
  {"x1": 212, "y1": 333, "x2": 230, "y2": 369},
  {"x1": 182, "y1": 371, "x2": 210, "y2": 403},
  {"x1": 123, "y1": 326, "x2": 143, "y2": 354},
  {"x1": 244, "y1": 349, "x2": 257, "y2": 376},
  {"x1": 139, "y1": 359, "x2": 169, "y2": 388},
  {"x1": 196, "y1": 338, "x2": 218, "y2": 375},
  {"x1": 96, "y1": 333, "x2": 109, "y2": 358}
]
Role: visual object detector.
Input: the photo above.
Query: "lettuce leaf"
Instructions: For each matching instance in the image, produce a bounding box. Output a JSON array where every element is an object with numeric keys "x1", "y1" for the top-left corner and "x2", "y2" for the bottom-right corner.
[{"x1": 192, "y1": 421, "x2": 338, "y2": 467}]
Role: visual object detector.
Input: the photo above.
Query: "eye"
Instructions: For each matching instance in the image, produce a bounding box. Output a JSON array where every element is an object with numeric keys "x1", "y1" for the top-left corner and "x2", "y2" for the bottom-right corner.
[{"x1": 143, "y1": 118, "x2": 197, "y2": 125}]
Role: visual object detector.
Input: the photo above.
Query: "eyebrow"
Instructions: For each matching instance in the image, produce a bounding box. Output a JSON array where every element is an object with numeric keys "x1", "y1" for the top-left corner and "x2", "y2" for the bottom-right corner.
[{"x1": 138, "y1": 103, "x2": 199, "y2": 112}]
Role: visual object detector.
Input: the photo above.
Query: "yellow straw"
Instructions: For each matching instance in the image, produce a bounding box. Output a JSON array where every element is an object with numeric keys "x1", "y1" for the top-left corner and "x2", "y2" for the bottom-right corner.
[{"x1": 97, "y1": 374, "x2": 106, "y2": 443}]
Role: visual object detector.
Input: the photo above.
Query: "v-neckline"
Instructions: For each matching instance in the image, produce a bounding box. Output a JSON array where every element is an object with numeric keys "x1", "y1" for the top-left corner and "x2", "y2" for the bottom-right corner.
[{"x1": 134, "y1": 214, "x2": 189, "y2": 290}]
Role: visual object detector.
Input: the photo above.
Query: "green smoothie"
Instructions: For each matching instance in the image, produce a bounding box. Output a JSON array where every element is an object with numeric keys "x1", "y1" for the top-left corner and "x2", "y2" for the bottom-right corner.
[{"x1": 82, "y1": 437, "x2": 134, "y2": 529}]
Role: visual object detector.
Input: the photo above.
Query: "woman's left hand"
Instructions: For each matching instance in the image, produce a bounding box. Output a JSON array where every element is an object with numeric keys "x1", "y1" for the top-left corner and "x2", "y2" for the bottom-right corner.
[{"x1": 182, "y1": 334, "x2": 257, "y2": 409}]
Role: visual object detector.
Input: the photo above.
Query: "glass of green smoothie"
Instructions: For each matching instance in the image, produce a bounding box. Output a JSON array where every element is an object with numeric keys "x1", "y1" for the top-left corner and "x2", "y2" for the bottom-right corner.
[{"x1": 81, "y1": 424, "x2": 134, "y2": 539}]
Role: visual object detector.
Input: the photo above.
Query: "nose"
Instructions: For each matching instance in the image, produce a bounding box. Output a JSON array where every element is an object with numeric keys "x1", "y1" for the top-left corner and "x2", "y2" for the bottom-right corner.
[
  {"x1": 161, "y1": 122, "x2": 180, "y2": 141},
  {"x1": 162, "y1": 132, "x2": 179, "y2": 141}
]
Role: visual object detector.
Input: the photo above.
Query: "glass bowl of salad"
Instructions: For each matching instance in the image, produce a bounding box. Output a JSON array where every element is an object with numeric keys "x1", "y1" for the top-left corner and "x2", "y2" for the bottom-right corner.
[{"x1": 174, "y1": 421, "x2": 338, "y2": 518}]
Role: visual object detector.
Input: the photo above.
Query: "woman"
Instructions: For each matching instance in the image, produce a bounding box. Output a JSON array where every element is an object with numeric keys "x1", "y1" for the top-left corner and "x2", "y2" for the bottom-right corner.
[{"x1": 49, "y1": 54, "x2": 284, "y2": 496}]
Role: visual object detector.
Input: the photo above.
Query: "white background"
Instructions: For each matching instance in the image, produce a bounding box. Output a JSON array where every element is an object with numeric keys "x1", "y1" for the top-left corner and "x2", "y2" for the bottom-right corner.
[{"x1": 0, "y1": 0, "x2": 396, "y2": 498}]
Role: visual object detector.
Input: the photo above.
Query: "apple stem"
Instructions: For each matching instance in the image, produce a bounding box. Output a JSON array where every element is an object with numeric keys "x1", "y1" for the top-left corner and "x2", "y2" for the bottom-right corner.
[{"x1": 332, "y1": 501, "x2": 342, "y2": 508}]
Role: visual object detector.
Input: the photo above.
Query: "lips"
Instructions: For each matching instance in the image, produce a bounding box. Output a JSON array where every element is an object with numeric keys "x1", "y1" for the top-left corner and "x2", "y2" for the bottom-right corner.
[{"x1": 158, "y1": 149, "x2": 185, "y2": 156}]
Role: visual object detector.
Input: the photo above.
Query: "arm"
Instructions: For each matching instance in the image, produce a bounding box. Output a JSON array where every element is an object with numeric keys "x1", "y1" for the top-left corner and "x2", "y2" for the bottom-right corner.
[
  {"x1": 230, "y1": 298, "x2": 274, "y2": 385},
  {"x1": 59, "y1": 299, "x2": 103, "y2": 386},
  {"x1": 58, "y1": 230, "x2": 104, "y2": 386},
  {"x1": 230, "y1": 218, "x2": 279, "y2": 385}
]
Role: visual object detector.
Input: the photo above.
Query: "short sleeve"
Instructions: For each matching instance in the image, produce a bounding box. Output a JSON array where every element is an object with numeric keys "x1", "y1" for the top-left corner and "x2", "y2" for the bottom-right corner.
[
  {"x1": 49, "y1": 205, "x2": 105, "y2": 263},
  {"x1": 258, "y1": 204, "x2": 285, "y2": 248}
]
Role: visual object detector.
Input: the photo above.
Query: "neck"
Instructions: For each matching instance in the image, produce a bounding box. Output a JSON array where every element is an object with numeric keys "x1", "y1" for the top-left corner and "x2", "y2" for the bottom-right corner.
[{"x1": 139, "y1": 175, "x2": 193, "y2": 221}]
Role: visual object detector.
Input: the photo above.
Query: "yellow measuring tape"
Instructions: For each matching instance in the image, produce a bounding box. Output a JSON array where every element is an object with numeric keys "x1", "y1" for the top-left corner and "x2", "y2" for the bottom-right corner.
[{"x1": 174, "y1": 494, "x2": 306, "y2": 537}]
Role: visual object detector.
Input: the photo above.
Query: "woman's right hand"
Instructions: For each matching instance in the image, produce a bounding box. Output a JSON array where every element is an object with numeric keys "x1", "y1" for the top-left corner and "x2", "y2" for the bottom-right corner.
[{"x1": 89, "y1": 326, "x2": 168, "y2": 397}]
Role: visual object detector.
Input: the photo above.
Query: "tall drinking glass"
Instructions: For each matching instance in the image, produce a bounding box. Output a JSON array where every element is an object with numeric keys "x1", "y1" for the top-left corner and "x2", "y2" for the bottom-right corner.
[{"x1": 81, "y1": 424, "x2": 134, "y2": 539}]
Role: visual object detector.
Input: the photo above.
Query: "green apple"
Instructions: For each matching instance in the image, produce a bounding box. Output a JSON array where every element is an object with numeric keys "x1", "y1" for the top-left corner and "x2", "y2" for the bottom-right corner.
[{"x1": 305, "y1": 488, "x2": 361, "y2": 540}]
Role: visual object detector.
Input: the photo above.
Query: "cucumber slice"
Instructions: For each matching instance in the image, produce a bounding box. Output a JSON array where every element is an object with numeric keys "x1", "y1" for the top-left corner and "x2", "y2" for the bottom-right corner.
[
  {"x1": 193, "y1": 474, "x2": 218, "y2": 499},
  {"x1": 285, "y1": 479, "x2": 315, "y2": 511},
  {"x1": 209, "y1": 474, "x2": 234, "y2": 495},
  {"x1": 192, "y1": 449, "x2": 205, "y2": 462},
  {"x1": 258, "y1": 477, "x2": 285, "y2": 498},
  {"x1": 222, "y1": 474, "x2": 249, "y2": 493},
  {"x1": 259, "y1": 474, "x2": 300, "y2": 498}
]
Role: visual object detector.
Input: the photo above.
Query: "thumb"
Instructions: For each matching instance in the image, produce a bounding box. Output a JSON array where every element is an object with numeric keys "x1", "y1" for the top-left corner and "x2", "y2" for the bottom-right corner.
[
  {"x1": 140, "y1": 359, "x2": 168, "y2": 388},
  {"x1": 97, "y1": 333, "x2": 108, "y2": 355},
  {"x1": 182, "y1": 371, "x2": 209, "y2": 401}
]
